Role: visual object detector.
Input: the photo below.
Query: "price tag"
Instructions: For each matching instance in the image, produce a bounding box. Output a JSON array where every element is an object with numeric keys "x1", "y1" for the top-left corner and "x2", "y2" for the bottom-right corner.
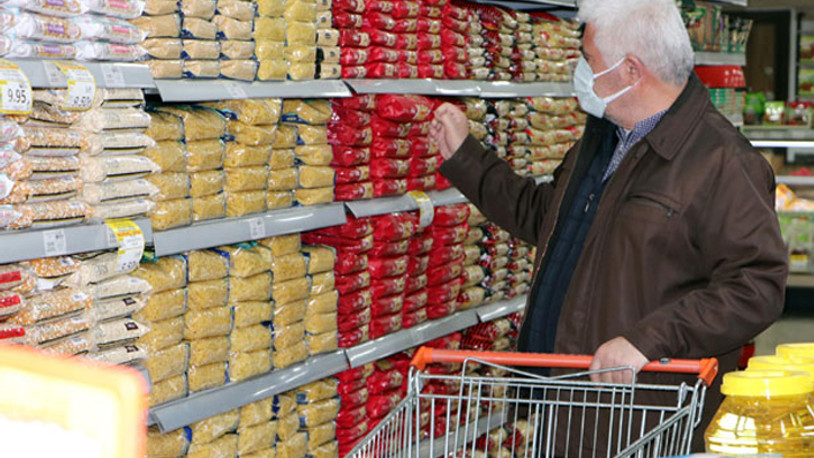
[
  {"x1": 54, "y1": 62, "x2": 96, "y2": 111},
  {"x1": 43, "y1": 229, "x2": 67, "y2": 257},
  {"x1": 224, "y1": 81, "x2": 248, "y2": 99},
  {"x1": 100, "y1": 63, "x2": 126, "y2": 88},
  {"x1": 0, "y1": 60, "x2": 31, "y2": 115},
  {"x1": 408, "y1": 191, "x2": 434, "y2": 229},
  {"x1": 105, "y1": 219, "x2": 145, "y2": 273},
  {"x1": 248, "y1": 217, "x2": 265, "y2": 240}
]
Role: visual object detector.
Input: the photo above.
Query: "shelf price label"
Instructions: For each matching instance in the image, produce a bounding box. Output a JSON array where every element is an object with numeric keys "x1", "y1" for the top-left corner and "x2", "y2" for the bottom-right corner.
[
  {"x1": 408, "y1": 191, "x2": 434, "y2": 229},
  {"x1": 106, "y1": 219, "x2": 145, "y2": 273},
  {"x1": 0, "y1": 60, "x2": 31, "y2": 115},
  {"x1": 53, "y1": 62, "x2": 96, "y2": 111},
  {"x1": 42, "y1": 229, "x2": 67, "y2": 257},
  {"x1": 247, "y1": 217, "x2": 266, "y2": 240}
]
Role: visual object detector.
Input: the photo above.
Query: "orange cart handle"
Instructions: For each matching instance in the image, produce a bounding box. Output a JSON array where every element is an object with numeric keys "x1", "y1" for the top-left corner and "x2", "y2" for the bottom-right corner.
[{"x1": 411, "y1": 347, "x2": 718, "y2": 387}]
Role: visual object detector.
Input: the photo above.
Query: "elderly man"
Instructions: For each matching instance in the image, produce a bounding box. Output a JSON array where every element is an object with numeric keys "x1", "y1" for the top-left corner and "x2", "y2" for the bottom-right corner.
[{"x1": 431, "y1": 0, "x2": 787, "y2": 452}]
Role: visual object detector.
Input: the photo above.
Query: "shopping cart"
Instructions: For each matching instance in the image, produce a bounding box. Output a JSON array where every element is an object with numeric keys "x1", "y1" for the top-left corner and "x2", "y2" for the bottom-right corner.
[{"x1": 348, "y1": 347, "x2": 718, "y2": 458}]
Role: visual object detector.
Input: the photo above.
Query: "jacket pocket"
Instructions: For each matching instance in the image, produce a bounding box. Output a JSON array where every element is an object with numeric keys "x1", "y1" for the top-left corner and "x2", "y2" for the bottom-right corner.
[{"x1": 620, "y1": 192, "x2": 680, "y2": 223}]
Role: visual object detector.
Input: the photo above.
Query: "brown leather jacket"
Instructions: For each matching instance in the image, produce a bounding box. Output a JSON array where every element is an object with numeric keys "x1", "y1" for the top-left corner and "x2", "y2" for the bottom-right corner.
[{"x1": 439, "y1": 74, "x2": 788, "y2": 452}]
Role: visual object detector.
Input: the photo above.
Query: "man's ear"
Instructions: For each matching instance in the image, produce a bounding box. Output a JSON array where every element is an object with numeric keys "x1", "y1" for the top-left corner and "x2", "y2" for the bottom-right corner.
[{"x1": 625, "y1": 54, "x2": 645, "y2": 83}]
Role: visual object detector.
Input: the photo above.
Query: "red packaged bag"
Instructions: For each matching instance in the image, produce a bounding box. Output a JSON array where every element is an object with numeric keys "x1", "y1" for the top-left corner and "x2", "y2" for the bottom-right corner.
[
  {"x1": 422, "y1": 0, "x2": 447, "y2": 5},
  {"x1": 417, "y1": 33, "x2": 441, "y2": 50},
  {"x1": 417, "y1": 64, "x2": 444, "y2": 79},
  {"x1": 371, "y1": 273, "x2": 407, "y2": 297},
  {"x1": 372, "y1": 178, "x2": 407, "y2": 198},
  {"x1": 370, "y1": 157, "x2": 410, "y2": 179},
  {"x1": 341, "y1": 387, "x2": 370, "y2": 408},
  {"x1": 369, "y1": 238, "x2": 410, "y2": 257},
  {"x1": 417, "y1": 49, "x2": 443, "y2": 64},
  {"x1": 331, "y1": 107, "x2": 371, "y2": 128},
  {"x1": 337, "y1": 377, "x2": 365, "y2": 396},
  {"x1": 393, "y1": 18, "x2": 417, "y2": 33},
  {"x1": 367, "y1": 46, "x2": 400, "y2": 63},
  {"x1": 433, "y1": 204, "x2": 470, "y2": 227},
  {"x1": 371, "y1": 293, "x2": 404, "y2": 317},
  {"x1": 335, "y1": 252, "x2": 369, "y2": 275},
  {"x1": 342, "y1": 65, "x2": 368, "y2": 79},
  {"x1": 397, "y1": 33, "x2": 418, "y2": 50},
  {"x1": 417, "y1": 17, "x2": 441, "y2": 34},
  {"x1": 442, "y1": 15, "x2": 468, "y2": 33},
  {"x1": 407, "y1": 273, "x2": 428, "y2": 294},
  {"x1": 428, "y1": 243, "x2": 464, "y2": 267},
  {"x1": 404, "y1": 289, "x2": 428, "y2": 311},
  {"x1": 331, "y1": 145, "x2": 370, "y2": 167},
  {"x1": 336, "y1": 404, "x2": 367, "y2": 428},
  {"x1": 368, "y1": 255, "x2": 409, "y2": 278},
  {"x1": 336, "y1": 270, "x2": 372, "y2": 295},
  {"x1": 398, "y1": 63, "x2": 418, "y2": 79},
  {"x1": 340, "y1": 47, "x2": 370, "y2": 66},
  {"x1": 336, "y1": 363, "x2": 371, "y2": 385},
  {"x1": 444, "y1": 3, "x2": 468, "y2": 20},
  {"x1": 409, "y1": 156, "x2": 439, "y2": 177},
  {"x1": 444, "y1": 61, "x2": 467, "y2": 79},
  {"x1": 336, "y1": 421, "x2": 369, "y2": 443},
  {"x1": 435, "y1": 172, "x2": 452, "y2": 190},
  {"x1": 366, "y1": 0, "x2": 394, "y2": 13},
  {"x1": 402, "y1": 307, "x2": 427, "y2": 328},
  {"x1": 426, "y1": 279, "x2": 461, "y2": 303},
  {"x1": 301, "y1": 234, "x2": 373, "y2": 253},
  {"x1": 378, "y1": 0, "x2": 419, "y2": 18},
  {"x1": 363, "y1": 11, "x2": 396, "y2": 30},
  {"x1": 371, "y1": 116, "x2": 412, "y2": 138},
  {"x1": 338, "y1": 30, "x2": 370, "y2": 48},
  {"x1": 409, "y1": 122, "x2": 430, "y2": 136},
  {"x1": 338, "y1": 306, "x2": 372, "y2": 332},
  {"x1": 372, "y1": 213, "x2": 418, "y2": 243},
  {"x1": 333, "y1": 11, "x2": 363, "y2": 28},
  {"x1": 427, "y1": 261, "x2": 463, "y2": 286},
  {"x1": 428, "y1": 223, "x2": 469, "y2": 246},
  {"x1": 427, "y1": 300, "x2": 457, "y2": 319},
  {"x1": 412, "y1": 139, "x2": 439, "y2": 157},
  {"x1": 407, "y1": 175, "x2": 435, "y2": 192},
  {"x1": 312, "y1": 216, "x2": 373, "y2": 239},
  {"x1": 420, "y1": 4, "x2": 441, "y2": 17},
  {"x1": 333, "y1": 165, "x2": 370, "y2": 184},
  {"x1": 425, "y1": 332, "x2": 461, "y2": 349},
  {"x1": 335, "y1": 182, "x2": 373, "y2": 201},
  {"x1": 360, "y1": 28, "x2": 395, "y2": 47},
  {"x1": 328, "y1": 124, "x2": 373, "y2": 147},
  {"x1": 375, "y1": 94, "x2": 433, "y2": 122},
  {"x1": 370, "y1": 137, "x2": 413, "y2": 158},
  {"x1": 409, "y1": 234, "x2": 433, "y2": 255},
  {"x1": 369, "y1": 312, "x2": 403, "y2": 339},
  {"x1": 367, "y1": 366, "x2": 404, "y2": 394},
  {"x1": 367, "y1": 389, "x2": 402, "y2": 419},
  {"x1": 441, "y1": 29, "x2": 465, "y2": 47},
  {"x1": 334, "y1": 0, "x2": 364, "y2": 12},
  {"x1": 335, "y1": 95, "x2": 375, "y2": 112},
  {"x1": 407, "y1": 254, "x2": 429, "y2": 276},
  {"x1": 442, "y1": 46, "x2": 467, "y2": 63},
  {"x1": 364, "y1": 62, "x2": 398, "y2": 79},
  {"x1": 338, "y1": 324, "x2": 369, "y2": 348}
]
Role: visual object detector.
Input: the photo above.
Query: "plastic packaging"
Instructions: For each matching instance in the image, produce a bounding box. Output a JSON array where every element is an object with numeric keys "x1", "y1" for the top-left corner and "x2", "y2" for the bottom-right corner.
[
  {"x1": 267, "y1": 168, "x2": 297, "y2": 191},
  {"x1": 267, "y1": 190, "x2": 293, "y2": 210},
  {"x1": 336, "y1": 288, "x2": 371, "y2": 315},
  {"x1": 260, "y1": 233, "x2": 301, "y2": 257},
  {"x1": 273, "y1": 319, "x2": 305, "y2": 347},
  {"x1": 136, "y1": 315, "x2": 183, "y2": 353},
  {"x1": 188, "y1": 409, "x2": 239, "y2": 444},
  {"x1": 229, "y1": 272, "x2": 272, "y2": 302},
  {"x1": 188, "y1": 278, "x2": 228, "y2": 310},
  {"x1": 220, "y1": 39, "x2": 255, "y2": 59},
  {"x1": 157, "y1": 106, "x2": 226, "y2": 141},
  {"x1": 189, "y1": 335, "x2": 229, "y2": 366},
  {"x1": 231, "y1": 300, "x2": 271, "y2": 328},
  {"x1": 228, "y1": 347, "x2": 272, "y2": 381},
  {"x1": 187, "y1": 434, "x2": 237, "y2": 458},
  {"x1": 188, "y1": 361, "x2": 227, "y2": 393},
  {"x1": 238, "y1": 421, "x2": 277, "y2": 455},
  {"x1": 184, "y1": 306, "x2": 233, "y2": 339},
  {"x1": 275, "y1": 413, "x2": 298, "y2": 440},
  {"x1": 146, "y1": 342, "x2": 190, "y2": 383},
  {"x1": 147, "y1": 426, "x2": 189, "y2": 458},
  {"x1": 230, "y1": 324, "x2": 271, "y2": 353},
  {"x1": 298, "y1": 165, "x2": 335, "y2": 188},
  {"x1": 273, "y1": 340, "x2": 308, "y2": 368},
  {"x1": 190, "y1": 170, "x2": 224, "y2": 198},
  {"x1": 239, "y1": 398, "x2": 274, "y2": 429},
  {"x1": 277, "y1": 432, "x2": 307, "y2": 458},
  {"x1": 295, "y1": 187, "x2": 334, "y2": 206},
  {"x1": 149, "y1": 374, "x2": 187, "y2": 406}
]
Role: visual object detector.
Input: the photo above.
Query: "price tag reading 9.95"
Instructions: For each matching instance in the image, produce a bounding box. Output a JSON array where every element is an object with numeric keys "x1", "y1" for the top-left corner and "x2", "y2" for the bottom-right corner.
[{"x1": 0, "y1": 59, "x2": 32, "y2": 115}]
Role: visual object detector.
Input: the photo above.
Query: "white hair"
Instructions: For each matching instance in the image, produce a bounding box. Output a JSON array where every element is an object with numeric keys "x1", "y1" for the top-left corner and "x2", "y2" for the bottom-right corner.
[{"x1": 578, "y1": 0, "x2": 694, "y2": 86}]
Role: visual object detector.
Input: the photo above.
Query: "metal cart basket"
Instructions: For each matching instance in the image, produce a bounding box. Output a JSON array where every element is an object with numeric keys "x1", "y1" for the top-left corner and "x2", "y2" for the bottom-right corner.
[{"x1": 349, "y1": 347, "x2": 719, "y2": 458}]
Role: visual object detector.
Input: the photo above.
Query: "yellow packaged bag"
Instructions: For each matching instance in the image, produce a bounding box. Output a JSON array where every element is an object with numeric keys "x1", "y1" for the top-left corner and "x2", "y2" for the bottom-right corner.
[
  {"x1": 272, "y1": 319, "x2": 305, "y2": 347},
  {"x1": 143, "y1": 37, "x2": 183, "y2": 59},
  {"x1": 187, "y1": 250, "x2": 229, "y2": 282},
  {"x1": 305, "y1": 311, "x2": 336, "y2": 334},
  {"x1": 284, "y1": 44, "x2": 317, "y2": 63},
  {"x1": 147, "y1": 426, "x2": 189, "y2": 458},
  {"x1": 149, "y1": 374, "x2": 188, "y2": 407},
  {"x1": 213, "y1": 15, "x2": 253, "y2": 40},
  {"x1": 188, "y1": 278, "x2": 229, "y2": 310},
  {"x1": 183, "y1": 39, "x2": 220, "y2": 59},
  {"x1": 273, "y1": 340, "x2": 308, "y2": 368},
  {"x1": 260, "y1": 233, "x2": 302, "y2": 256},
  {"x1": 273, "y1": 277, "x2": 310, "y2": 304},
  {"x1": 254, "y1": 17, "x2": 285, "y2": 40},
  {"x1": 239, "y1": 398, "x2": 273, "y2": 428},
  {"x1": 147, "y1": 172, "x2": 191, "y2": 201},
  {"x1": 230, "y1": 272, "x2": 272, "y2": 301},
  {"x1": 316, "y1": 27, "x2": 339, "y2": 46},
  {"x1": 276, "y1": 412, "x2": 299, "y2": 440},
  {"x1": 316, "y1": 10, "x2": 331, "y2": 27},
  {"x1": 295, "y1": 378, "x2": 338, "y2": 404},
  {"x1": 182, "y1": 17, "x2": 217, "y2": 40},
  {"x1": 255, "y1": 40, "x2": 284, "y2": 60},
  {"x1": 243, "y1": 447, "x2": 276, "y2": 458},
  {"x1": 302, "y1": 246, "x2": 335, "y2": 274},
  {"x1": 306, "y1": 290, "x2": 338, "y2": 314},
  {"x1": 267, "y1": 190, "x2": 293, "y2": 210},
  {"x1": 189, "y1": 335, "x2": 230, "y2": 366},
  {"x1": 295, "y1": 187, "x2": 333, "y2": 206},
  {"x1": 296, "y1": 398, "x2": 339, "y2": 428},
  {"x1": 206, "y1": 99, "x2": 281, "y2": 126},
  {"x1": 229, "y1": 348, "x2": 272, "y2": 381},
  {"x1": 228, "y1": 121, "x2": 277, "y2": 146},
  {"x1": 307, "y1": 330, "x2": 337, "y2": 355},
  {"x1": 282, "y1": 100, "x2": 332, "y2": 125},
  {"x1": 288, "y1": 62, "x2": 315, "y2": 80},
  {"x1": 286, "y1": 21, "x2": 316, "y2": 45},
  {"x1": 220, "y1": 39, "x2": 256, "y2": 59},
  {"x1": 188, "y1": 434, "x2": 237, "y2": 458},
  {"x1": 217, "y1": 0, "x2": 256, "y2": 21},
  {"x1": 230, "y1": 323, "x2": 272, "y2": 353},
  {"x1": 271, "y1": 253, "x2": 307, "y2": 282},
  {"x1": 225, "y1": 166, "x2": 269, "y2": 192},
  {"x1": 231, "y1": 300, "x2": 272, "y2": 327},
  {"x1": 193, "y1": 193, "x2": 226, "y2": 221},
  {"x1": 274, "y1": 393, "x2": 296, "y2": 418},
  {"x1": 309, "y1": 440, "x2": 338, "y2": 458},
  {"x1": 285, "y1": 1, "x2": 316, "y2": 22},
  {"x1": 188, "y1": 361, "x2": 227, "y2": 392},
  {"x1": 268, "y1": 168, "x2": 298, "y2": 191},
  {"x1": 142, "y1": 141, "x2": 186, "y2": 173},
  {"x1": 273, "y1": 125, "x2": 297, "y2": 149},
  {"x1": 298, "y1": 165, "x2": 335, "y2": 188},
  {"x1": 137, "y1": 315, "x2": 184, "y2": 353},
  {"x1": 133, "y1": 256, "x2": 188, "y2": 293},
  {"x1": 158, "y1": 106, "x2": 226, "y2": 141},
  {"x1": 226, "y1": 190, "x2": 267, "y2": 217},
  {"x1": 269, "y1": 148, "x2": 295, "y2": 170},
  {"x1": 221, "y1": 59, "x2": 258, "y2": 81},
  {"x1": 189, "y1": 410, "x2": 239, "y2": 444},
  {"x1": 136, "y1": 288, "x2": 188, "y2": 322},
  {"x1": 131, "y1": 14, "x2": 181, "y2": 38},
  {"x1": 224, "y1": 143, "x2": 272, "y2": 168},
  {"x1": 149, "y1": 197, "x2": 193, "y2": 231},
  {"x1": 146, "y1": 111, "x2": 184, "y2": 142},
  {"x1": 278, "y1": 432, "x2": 307, "y2": 458},
  {"x1": 190, "y1": 170, "x2": 225, "y2": 198},
  {"x1": 184, "y1": 307, "x2": 233, "y2": 339},
  {"x1": 148, "y1": 60, "x2": 183, "y2": 79},
  {"x1": 309, "y1": 272, "x2": 334, "y2": 296},
  {"x1": 257, "y1": 0, "x2": 284, "y2": 16},
  {"x1": 146, "y1": 342, "x2": 190, "y2": 383},
  {"x1": 183, "y1": 60, "x2": 221, "y2": 78},
  {"x1": 187, "y1": 139, "x2": 226, "y2": 172},
  {"x1": 292, "y1": 124, "x2": 328, "y2": 145},
  {"x1": 257, "y1": 59, "x2": 288, "y2": 81},
  {"x1": 294, "y1": 144, "x2": 332, "y2": 165},
  {"x1": 238, "y1": 420, "x2": 278, "y2": 455},
  {"x1": 304, "y1": 421, "x2": 336, "y2": 449}
]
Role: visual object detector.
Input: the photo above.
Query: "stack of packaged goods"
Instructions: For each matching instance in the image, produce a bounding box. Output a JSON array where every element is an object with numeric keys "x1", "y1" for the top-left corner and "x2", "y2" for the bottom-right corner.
[
  {"x1": 523, "y1": 96, "x2": 583, "y2": 177},
  {"x1": 304, "y1": 217, "x2": 372, "y2": 349},
  {"x1": 139, "y1": 0, "x2": 182, "y2": 78},
  {"x1": 133, "y1": 255, "x2": 191, "y2": 407},
  {"x1": 303, "y1": 244, "x2": 339, "y2": 356},
  {"x1": 220, "y1": 243, "x2": 270, "y2": 383},
  {"x1": 143, "y1": 108, "x2": 189, "y2": 229},
  {"x1": 506, "y1": 236, "x2": 533, "y2": 299},
  {"x1": 180, "y1": 0, "x2": 222, "y2": 80},
  {"x1": 510, "y1": 11, "x2": 534, "y2": 82},
  {"x1": 420, "y1": 332, "x2": 463, "y2": 440},
  {"x1": 185, "y1": 409, "x2": 240, "y2": 457},
  {"x1": 330, "y1": 95, "x2": 374, "y2": 202},
  {"x1": 362, "y1": 0, "x2": 421, "y2": 80},
  {"x1": 425, "y1": 204, "x2": 469, "y2": 320},
  {"x1": 284, "y1": 0, "x2": 318, "y2": 81},
  {"x1": 458, "y1": 203, "x2": 488, "y2": 309},
  {"x1": 464, "y1": 3, "x2": 487, "y2": 80},
  {"x1": 160, "y1": 105, "x2": 228, "y2": 227},
  {"x1": 273, "y1": 389, "x2": 302, "y2": 458},
  {"x1": 530, "y1": 13, "x2": 581, "y2": 83},
  {"x1": 402, "y1": 219, "x2": 432, "y2": 329},
  {"x1": 367, "y1": 212, "x2": 418, "y2": 339},
  {"x1": 475, "y1": 5, "x2": 515, "y2": 81},
  {"x1": 296, "y1": 379, "x2": 341, "y2": 458},
  {"x1": 371, "y1": 94, "x2": 434, "y2": 197},
  {"x1": 334, "y1": 0, "x2": 368, "y2": 79},
  {"x1": 440, "y1": 1, "x2": 468, "y2": 80},
  {"x1": 410, "y1": 0, "x2": 442, "y2": 80},
  {"x1": 315, "y1": 0, "x2": 342, "y2": 80},
  {"x1": 335, "y1": 363, "x2": 372, "y2": 456},
  {"x1": 183, "y1": 249, "x2": 230, "y2": 395},
  {"x1": 263, "y1": 233, "x2": 309, "y2": 371},
  {"x1": 3, "y1": 0, "x2": 146, "y2": 62},
  {"x1": 73, "y1": 89, "x2": 159, "y2": 221},
  {"x1": 366, "y1": 355, "x2": 408, "y2": 431},
  {"x1": 207, "y1": 99, "x2": 282, "y2": 218},
  {"x1": 286, "y1": 99, "x2": 337, "y2": 206},
  {"x1": 237, "y1": 397, "x2": 276, "y2": 457},
  {"x1": 255, "y1": 0, "x2": 286, "y2": 80},
  {"x1": 214, "y1": 0, "x2": 258, "y2": 81}
]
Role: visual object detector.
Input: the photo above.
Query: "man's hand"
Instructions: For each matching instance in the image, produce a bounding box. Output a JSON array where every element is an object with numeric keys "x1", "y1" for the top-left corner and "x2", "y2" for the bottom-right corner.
[
  {"x1": 430, "y1": 103, "x2": 470, "y2": 160},
  {"x1": 589, "y1": 337, "x2": 649, "y2": 384}
]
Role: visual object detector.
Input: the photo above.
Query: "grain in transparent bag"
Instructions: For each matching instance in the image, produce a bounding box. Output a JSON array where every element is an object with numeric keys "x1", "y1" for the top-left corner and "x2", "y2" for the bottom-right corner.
[{"x1": 137, "y1": 315, "x2": 184, "y2": 353}]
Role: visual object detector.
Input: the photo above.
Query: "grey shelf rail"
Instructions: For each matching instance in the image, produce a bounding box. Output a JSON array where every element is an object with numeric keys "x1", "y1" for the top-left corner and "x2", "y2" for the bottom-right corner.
[
  {"x1": 744, "y1": 127, "x2": 814, "y2": 150},
  {"x1": 11, "y1": 60, "x2": 154, "y2": 89},
  {"x1": 148, "y1": 296, "x2": 526, "y2": 432},
  {"x1": 694, "y1": 52, "x2": 746, "y2": 67}
]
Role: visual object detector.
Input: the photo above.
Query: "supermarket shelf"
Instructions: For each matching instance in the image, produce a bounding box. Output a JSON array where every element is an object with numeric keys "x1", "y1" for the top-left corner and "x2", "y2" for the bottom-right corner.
[
  {"x1": 149, "y1": 296, "x2": 527, "y2": 431},
  {"x1": 154, "y1": 79, "x2": 352, "y2": 102},
  {"x1": 787, "y1": 274, "x2": 814, "y2": 288},
  {"x1": 149, "y1": 350, "x2": 349, "y2": 432},
  {"x1": 151, "y1": 203, "x2": 347, "y2": 257},
  {"x1": 420, "y1": 413, "x2": 510, "y2": 458},
  {"x1": 708, "y1": 0, "x2": 747, "y2": 6},
  {"x1": 0, "y1": 218, "x2": 152, "y2": 264},
  {"x1": 743, "y1": 127, "x2": 814, "y2": 150},
  {"x1": 11, "y1": 60, "x2": 154, "y2": 89},
  {"x1": 345, "y1": 296, "x2": 525, "y2": 368},
  {"x1": 694, "y1": 52, "x2": 746, "y2": 67},
  {"x1": 346, "y1": 80, "x2": 574, "y2": 97},
  {"x1": 476, "y1": 298, "x2": 527, "y2": 322},
  {"x1": 776, "y1": 176, "x2": 814, "y2": 186},
  {"x1": 479, "y1": 81, "x2": 575, "y2": 98}
]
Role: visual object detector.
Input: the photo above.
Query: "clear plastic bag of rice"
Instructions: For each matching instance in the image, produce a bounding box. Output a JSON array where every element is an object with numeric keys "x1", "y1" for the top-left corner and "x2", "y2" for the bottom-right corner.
[
  {"x1": 145, "y1": 342, "x2": 190, "y2": 383},
  {"x1": 149, "y1": 373, "x2": 188, "y2": 407},
  {"x1": 187, "y1": 278, "x2": 229, "y2": 310},
  {"x1": 229, "y1": 323, "x2": 271, "y2": 353},
  {"x1": 135, "y1": 288, "x2": 187, "y2": 322},
  {"x1": 189, "y1": 335, "x2": 229, "y2": 366},
  {"x1": 229, "y1": 272, "x2": 272, "y2": 302},
  {"x1": 188, "y1": 409, "x2": 238, "y2": 444},
  {"x1": 231, "y1": 300, "x2": 272, "y2": 327},
  {"x1": 184, "y1": 306, "x2": 233, "y2": 340},
  {"x1": 136, "y1": 315, "x2": 184, "y2": 353},
  {"x1": 228, "y1": 347, "x2": 271, "y2": 381},
  {"x1": 188, "y1": 361, "x2": 227, "y2": 393}
]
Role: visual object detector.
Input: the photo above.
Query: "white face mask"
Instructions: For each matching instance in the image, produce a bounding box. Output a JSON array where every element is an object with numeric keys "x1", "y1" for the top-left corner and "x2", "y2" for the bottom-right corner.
[{"x1": 574, "y1": 56, "x2": 638, "y2": 118}]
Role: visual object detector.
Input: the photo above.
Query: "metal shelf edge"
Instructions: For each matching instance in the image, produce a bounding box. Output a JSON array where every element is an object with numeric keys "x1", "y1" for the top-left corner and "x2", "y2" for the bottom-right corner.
[
  {"x1": 152, "y1": 203, "x2": 346, "y2": 257},
  {"x1": 479, "y1": 82, "x2": 575, "y2": 98},
  {"x1": 776, "y1": 176, "x2": 814, "y2": 186},
  {"x1": 9, "y1": 60, "x2": 155, "y2": 89},
  {"x1": 475, "y1": 296, "x2": 527, "y2": 322},
  {"x1": 149, "y1": 351, "x2": 349, "y2": 432},
  {"x1": 344, "y1": 195, "x2": 419, "y2": 218},
  {"x1": 155, "y1": 79, "x2": 351, "y2": 102}
]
